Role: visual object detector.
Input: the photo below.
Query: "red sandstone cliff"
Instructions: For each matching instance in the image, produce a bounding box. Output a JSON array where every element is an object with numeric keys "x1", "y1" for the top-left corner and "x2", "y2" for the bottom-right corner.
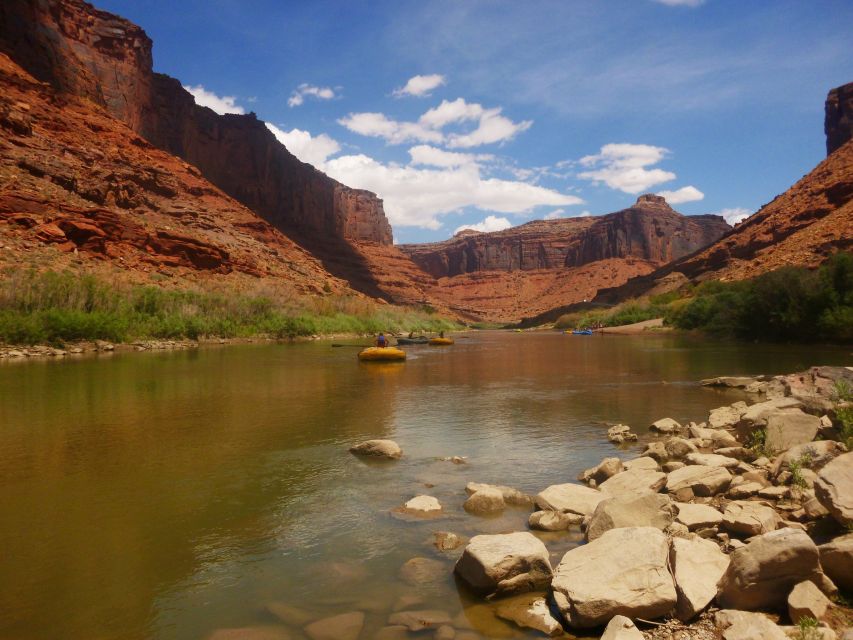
[
  {"x1": 0, "y1": 0, "x2": 396, "y2": 297},
  {"x1": 826, "y1": 82, "x2": 853, "y2": 156}
]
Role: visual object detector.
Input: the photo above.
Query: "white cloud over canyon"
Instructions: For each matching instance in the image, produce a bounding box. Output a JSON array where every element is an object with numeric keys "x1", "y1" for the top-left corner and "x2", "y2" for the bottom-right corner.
[
  {"x1": 265, "y1": 124, "x2": 341, "y2": 167},
  {"x1": 288, "y1": 84, "x2": 336, "y2": 107},
  {"x1": 454, "y1": 215, "x2": 512, "y2": 235},
  {"x1": 393, "y1": 74, "x2": 447, "y2": 97},
  {"x1": 656, "y1": 185, "x2": 705, "y2": 204},
  {"x1": 184, "y1": 85, "x2": 246, "y2": 115},
  {"x1": 577, "y1": 143, "x2": 676, "y2": 193},
  {"x1": 714, "y1": 207, "x2": 752, "y2": 225},
  {"x1": 652, "y1": 0, "x2": 705, "y2": 7}
]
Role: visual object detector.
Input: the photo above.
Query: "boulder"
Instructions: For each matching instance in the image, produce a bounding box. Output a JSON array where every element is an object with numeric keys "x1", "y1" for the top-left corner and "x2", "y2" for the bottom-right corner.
[
  {"x1": 304, "y1": 612, "x2": 364, "y2": 640},
  {"x1": 494, "y1": 594, "x2": 563, "y2": 637},
  {"x1": 398, "y1": 557, "x2": 446, "y2": 586},
  {"x1": 349, "y1": 439, "x2": 402, "y2": 459},
  {"x1": 623, "y1": 456, "x2": 660, "y2": 471},
  {"x1": 773, "y1": 441, "x2": 846, "y2": 477},
  {"x1": 714, "y1": 610, "x2": 787, "y2": 640},
  {"x1": 600, "y1": 615, "x2": 644, "y2": 640},
  {"x1": 465, "y1": 482, "x2": 532, "y2": 507},
  {"x1": 434, "y1": 531, "x2": 465, "y2": 552},
  {"x1": 758, "y1": 486, "x2": 790, "y2": 500},
  {"x1": 434, "y1": 626, "x2": 454, "y2": 640},
  {"x1": 788, "y1": 580, "x2": 831, "y2": 624},
  {"x1": 701, "y1": 376, "x2": 757, "y2": 389},
  {"x1": 764, "y1": 410, "x2": 821, "y2": 453},
  {"x1": 642, "y1": 441, "x2": 669, "y2": 462},
  {"x1": 551, "y1": 527, "x2": 676, "y2": 628},
  {"x1": 586, "y1": 493, "x2": 675, "y2": 541},
  {"x1": 814, "y1": 451, "x2": 853, "y2": 526},
  {"x1": 608, "y1": 424, "x2": 638, "y2": 443},
  {"x1": 665, "y1": 465, "x2": 732, "y2": 497},
  {"x1": 403, "y1": 496, "x2": 442, "y2": 514},
  {"x1": 454, "y1": 532, "x2": 552, "y2": 598},
  {"x1": 207, "y1": 627, "x2": 292, "y2": 640},
  {"x1": 535, "y1": 483, "x2": 606, "y2": 516},
  {"x1": 671, "y1": 536, "x2": 730, "y2": 621},
  {"x1": 715, "y1": 447, "x2": 756, "y2": 461},
  {"x1": 387, "y1": 610, "x2": 452, "y2": 632},
  {"x1": 818, "y1": 533, "x2": 853, "y2": 592},
  {"x1": 727, "y1": 482, "x2": 764, "y2": 499},
  {"x1": 738, "y1": 398, "x2": 804, "y2": 428},
  {"x1": 675, "y1": 503, "x2": 723, "y2": 530},
  {"x1": 717, "y1": 528, "x2": 824, "y2": 610},
  {"x1": 722, "y1": 501, "x2": 781, "y2": 536},
  {"x1": 665, "y1": 437, "x2": 698, "y2": 460},
  {"x1": 651, "y1": 418, "x2": 682, "y2": 434},
  {"x1": 599, "y1": 467, "x2": 667, "y2": 497},
  {"x1": 708, "y1": 402, "x2": 749, "y2": 429},
  {"x1": 686, "y1": 453, "x2": 740, "y2": 469},
  {"x1": 529, "y1": 510, "x2": 583, "y2": 531},
  {"x1": 663, "y1": 461, "x2": 685, "y2": 473},
  {"x1": 463, "y1": 488, "x2": 506, "y2": 516},
  {"x1": 579, "y1": 457, "x2": 624, "y2": 485}
]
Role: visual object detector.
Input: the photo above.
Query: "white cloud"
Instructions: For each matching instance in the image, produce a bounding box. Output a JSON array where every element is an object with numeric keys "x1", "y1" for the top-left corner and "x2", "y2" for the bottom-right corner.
[
  {"x1": 454, "y1": 215, "x2": 512, "y2": 235},
  {"x1": 577, "y1": 143, "x2": 676, "y2": 193},
  {"x1": 322, "y1": 153, "x2": 583, "y2": 229},
  {"x1": 408, "y1": 145, "x2": 484, "y2": 168},
  {"x1": 652, "y1": 0, "x2": 705, "y2": 6},
  {"x1": 393, "y1": 74, "x2": 447, "y2": 97},
  {"x1": 544, "y1": 208, "x2": 567, "y2": 220},
  {"x1": 183, "y1": 85, "x2": 245, "y2": 115},
  {"x1": 657, "y1": 185, "x2": 705, "y2": 204},
  {"x1": 714, "y1": 207, "x2": 752, "y2": 225},
  {"x1": 288, "y1": 83, "x2": 336, "y2": 108},
  {"x1": 337, "y1": 112, "x2": 443, "y2": 144},
  {"x1": 265, "y1": 124, "x2": 341, "y2": 167},
  {"x1": 578, "y1": 210, "x2": 592, "y2": 217},
  {"x1": 339, "y1": 98, "x2": 531, "y2": 148}
]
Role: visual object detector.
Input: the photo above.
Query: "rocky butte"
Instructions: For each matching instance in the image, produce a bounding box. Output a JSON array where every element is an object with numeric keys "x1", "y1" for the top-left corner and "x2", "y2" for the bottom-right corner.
[{"x1": 400, "y1": 195, "x2": 729, "y2": 322}]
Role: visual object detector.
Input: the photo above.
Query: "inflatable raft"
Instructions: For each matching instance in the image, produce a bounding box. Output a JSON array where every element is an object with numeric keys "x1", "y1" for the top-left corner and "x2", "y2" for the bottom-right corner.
[
  {"x1": 358, "y1": 347, "x2": 406, "y2": 361},
  {"x1": 429, "y1": 337, "x2": 455, "y2": 346},
  {"x1": 570, "y1": 329, "x2": 593, "y2": 335}
]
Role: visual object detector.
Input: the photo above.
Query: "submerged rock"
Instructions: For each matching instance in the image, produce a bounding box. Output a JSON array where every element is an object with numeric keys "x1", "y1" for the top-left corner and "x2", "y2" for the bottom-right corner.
[
  {"x1": 304, "y1": 612, "x2": 364, "y2": 640},
  {"x1": 528, "y1": 510, "x2": 583, "y2": 531},
  {"x1": 454, "y1": 532, "x2": 553, "y2": 598},
  {"x1": 207, "y1": 627, "x2": 292, "y2": 640},
  {"x1": 398, "y1": 557, "x2": 446, "y2": 586},
  {"x1": 433, "y1": 531, "x2": 465, "y2": 552},
  {"x1": 494, "y1": 593, "x2": 563, "y2": 637},
  {"x1": 463, "y1": 487, "x2": 506, "y2": 516},
  {"x1": 386, "y1": 610, "x2": 452, "y2": 632},
  {"x1": 349, "y1": 439, "x2": 402, "y2": 459}
]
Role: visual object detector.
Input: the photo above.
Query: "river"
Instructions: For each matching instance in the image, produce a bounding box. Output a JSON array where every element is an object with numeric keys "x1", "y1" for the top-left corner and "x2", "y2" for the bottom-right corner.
[{"x1": 0, "y1": 332, "x2": 847, "y2": 639}]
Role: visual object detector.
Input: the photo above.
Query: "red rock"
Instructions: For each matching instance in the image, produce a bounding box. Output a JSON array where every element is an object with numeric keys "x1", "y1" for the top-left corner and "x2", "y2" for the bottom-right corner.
[{"x1": 826, "y1": 81, "x2": 853, "y2": 156}]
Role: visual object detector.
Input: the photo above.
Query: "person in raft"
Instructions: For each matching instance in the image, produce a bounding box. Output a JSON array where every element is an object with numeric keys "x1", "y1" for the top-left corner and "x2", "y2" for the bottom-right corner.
[
  {"x1": 376, "y1": 332, "x2": 388, "y2": 348},
  {"x1": 439, "y1": 331, "x2": 445, "y2": 338}
]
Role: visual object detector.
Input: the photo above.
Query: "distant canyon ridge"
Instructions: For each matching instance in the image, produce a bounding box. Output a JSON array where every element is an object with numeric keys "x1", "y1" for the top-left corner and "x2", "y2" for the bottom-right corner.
[{"x1": 0, "y1": 0, "x2": 851, "y2": 324}]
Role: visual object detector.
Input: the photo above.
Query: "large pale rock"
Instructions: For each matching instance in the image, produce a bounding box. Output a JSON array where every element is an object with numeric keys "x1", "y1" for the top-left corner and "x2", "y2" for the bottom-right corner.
[
  {"x1": 535, "y1": 483, "x2": 606, "y2": 516},
  {"x1": 727, "y1": 482, "x2": 764, "y2": 499},
  {"x1": 739, "y1": 398, "x2": 804, "y2": 428},
  {"x1": 304, "y1": 612, "x2": 364, "y2": 640},
  {"x1": 551, "y1": 527, "x2": 676, "y2": 628},
  {"x1": 642, "y1": 441, "x2": 669, "y2": 462},
  {"x1": 494, "y1": 594, "x2": 563, "y2": 637},
  {"x1": 665, "y1": 437, "x2": 698, "y2": 460},
  {"x1": 608, "y1": 424, "x2": 638, "y2": 443},
  {"x1": 465, "y1": 482, "x2": 532, "y2": 507},
  {"x1": 773, "y1": 441, "x2": 846, "y2": 477},
  {"x1": 819, "y1": 533, "x2": 853, "y2": 592},
  {"x1": 788, "y1": 580, "x2": 831, "y2": 624},
  {"x1": 814, "y1": 451, "x2": 853, "y2": 526},
  {"x1": 623, "y1": 456, "x2": 659, "y2": 471},
  {"x1": 675, "y1": 503, "x2": 723, "y2": 530},
  {"x1": 715, "y1": 446, "x2": 756, "y2": 462},
  {"x1": 403, "y1": 496, "x2": 442, "y2": 514},
  {"x1": 651, "y1": 418, "x2": 682, "y2": 434},
  {"x1": 454, "y1": 532, "x2": 552, "y2": 597},
  {"x1": 765, "y1": 410, "x2": 821, "y2": 453},
  {"x1": 715, "y1": 610, "x2": 787, "y2": 640},
  {"x1": 387, "y1": 610, "x2": 452, "y2": 632},
  {"x1": 709, "y1": 402, "x2": 749, "y2": 428},
  {"x1": 434, "y1": 531, "x2": 465, "y2": 551},
  {"x1": 349, "y1": 439, "x2": 402, "y2": 459},
  {"x1": 600, "y1": 615, "x2": 644, "y2": 640},
  {"x1": 717, "y1": 528, "x2": 823, "y2": 610},
  {"x1": 579, "y1": 457, "x2": 624, "y2": 485},
  {"x1": 529, "y1": 510, "x2": 583, "y2": 531},
  {"x1": 586, "y1": 493, "x2": 674, "y2": 541},
  {"x1": 686, "y1": 452, "x2": 740, "y2": 469},
  {"x1": 463, "y1": 488, "x2": 506, "y2": 515},
  {"x1": 665, "y1": 465, "x2": 732, "y2": 496},
  {"x1": 671, "y1": 536, "x2": 730, "y2": 621},
  {"x1": 722, "y1": 501, "x2": 781, "y2": 536},
  {"x1": 599, "y1": 467, "x2": 666, "y2": 497}
]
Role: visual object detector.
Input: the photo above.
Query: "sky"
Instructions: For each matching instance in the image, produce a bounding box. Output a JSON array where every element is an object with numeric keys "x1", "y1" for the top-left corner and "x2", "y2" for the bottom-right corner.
[{"x1": 97, "y1": 0, "x2": 853, "y2": 244}]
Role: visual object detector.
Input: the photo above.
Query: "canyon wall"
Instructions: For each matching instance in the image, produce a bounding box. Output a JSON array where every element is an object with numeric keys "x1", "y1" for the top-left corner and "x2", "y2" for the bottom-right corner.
[
  {"x1": 0, "y1": 0, "x2": 393, "y2": 252},
  {"x1": 400, "y1": 195, "x2": 730, "y2": 278},
  {"x1": 826, "y1": 81, "x2": 853, "y2": 156}
]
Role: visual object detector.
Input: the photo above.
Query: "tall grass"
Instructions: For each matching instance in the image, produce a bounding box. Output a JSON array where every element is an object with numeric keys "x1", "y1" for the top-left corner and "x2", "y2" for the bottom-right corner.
[
  {"x1": 554, "y1": 291, "x2": 680, "y2": 330},
  {"x1": 0, "y1": 270, "x2": 458, "y2": 345}
]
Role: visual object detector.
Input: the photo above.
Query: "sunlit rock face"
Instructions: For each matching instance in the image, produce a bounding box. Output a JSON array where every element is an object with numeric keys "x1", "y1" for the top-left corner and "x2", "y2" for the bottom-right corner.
[{"x1": 826, "y1": 81, "x2": 853, "y2": 156}]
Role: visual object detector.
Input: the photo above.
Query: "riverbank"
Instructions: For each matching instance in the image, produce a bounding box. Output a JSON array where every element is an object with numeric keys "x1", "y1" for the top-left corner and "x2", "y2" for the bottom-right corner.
[{"x1": 337, "y1": 365, "x2": 853, "y2": 640}]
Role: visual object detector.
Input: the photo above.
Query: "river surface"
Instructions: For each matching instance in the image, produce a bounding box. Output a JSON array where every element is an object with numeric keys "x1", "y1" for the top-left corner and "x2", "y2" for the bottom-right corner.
[{"x1": 0, "y1": 332, "x2": 848, "y2": 640}]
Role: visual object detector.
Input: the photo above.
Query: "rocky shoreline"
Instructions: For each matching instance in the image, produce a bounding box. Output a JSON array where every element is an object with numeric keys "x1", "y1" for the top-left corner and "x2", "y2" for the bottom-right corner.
[{"x1": 320, "y1": 366, "x2": 853, "y2": 640}]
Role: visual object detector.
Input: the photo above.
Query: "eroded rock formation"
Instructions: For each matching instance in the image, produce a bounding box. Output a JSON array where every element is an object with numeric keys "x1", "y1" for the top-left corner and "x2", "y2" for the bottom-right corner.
[{"x1": 826, "y1": 81, "x2": 853, "y2": 156}]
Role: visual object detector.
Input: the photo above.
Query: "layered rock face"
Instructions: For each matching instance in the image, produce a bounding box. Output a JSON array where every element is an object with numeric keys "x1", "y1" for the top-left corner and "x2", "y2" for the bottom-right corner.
[
  {"x1": 826, "y1": 81, "x2": 853, "y2": 156},
  {"x1": 0, "y1": 0, "x2": 393, "y2": 265},
  {"x1": 400, "y1": 195, "x2": 728, "y2": 279}
]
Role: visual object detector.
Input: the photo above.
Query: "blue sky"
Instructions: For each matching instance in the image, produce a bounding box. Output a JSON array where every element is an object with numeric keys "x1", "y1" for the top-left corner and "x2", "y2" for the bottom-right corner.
[{"x1": 97, "y1": 0, "x2": 853, "y2": 244}]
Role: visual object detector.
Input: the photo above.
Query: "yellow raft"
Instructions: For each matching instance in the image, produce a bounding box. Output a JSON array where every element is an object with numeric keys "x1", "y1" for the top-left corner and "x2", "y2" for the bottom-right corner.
[
  {"x1": 429, "y1": 337, "x2": 455, "y2": 346},
  {"x1": 358, "y1": 346, "x2": 406, "y2": 361}
]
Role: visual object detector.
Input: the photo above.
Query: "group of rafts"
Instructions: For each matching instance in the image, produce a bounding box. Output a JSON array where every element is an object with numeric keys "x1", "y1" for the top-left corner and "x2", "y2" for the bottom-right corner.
[{"x1": 358, "y1": 335, "x2": 454, "y2": 361}]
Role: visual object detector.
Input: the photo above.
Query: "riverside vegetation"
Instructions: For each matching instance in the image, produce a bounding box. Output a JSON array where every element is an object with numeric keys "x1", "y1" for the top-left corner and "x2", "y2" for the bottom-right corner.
[
  {"x1": 555, "y1": 252, "x2": 853, "y2": 343},
  {"x1": 0, "y1": 270, "x2": 457, "y2": 346}
]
